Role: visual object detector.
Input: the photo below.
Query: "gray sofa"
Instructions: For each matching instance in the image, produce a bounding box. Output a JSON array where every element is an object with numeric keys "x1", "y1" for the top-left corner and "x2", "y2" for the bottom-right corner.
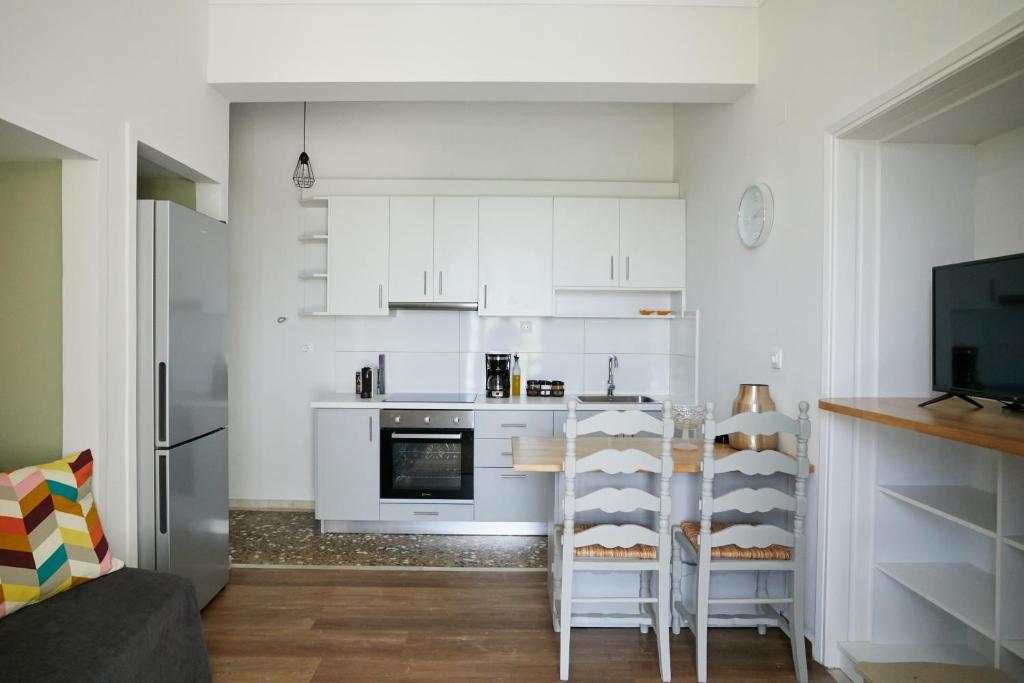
[{"x1": 0, "y1": 568, "x2": 212, "y2": 682}]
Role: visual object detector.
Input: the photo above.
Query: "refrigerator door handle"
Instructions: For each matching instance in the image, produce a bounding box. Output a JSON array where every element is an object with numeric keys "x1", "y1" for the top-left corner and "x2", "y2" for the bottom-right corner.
[
  {"x1": 158, "y1": 362, "x2": 168, "y2": 444},
  {"x1": 158, "y1": 452, "x2": 169, "y2": 535},
  {"x1": 155, "y1": 450, "x2": 171, "y2": 573}
]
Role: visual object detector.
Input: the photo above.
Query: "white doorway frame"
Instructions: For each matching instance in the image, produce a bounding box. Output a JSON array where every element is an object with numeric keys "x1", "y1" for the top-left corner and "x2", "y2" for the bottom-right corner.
[{"x1": 815, "y1": 10, "x2": 1024, "y2": 668}]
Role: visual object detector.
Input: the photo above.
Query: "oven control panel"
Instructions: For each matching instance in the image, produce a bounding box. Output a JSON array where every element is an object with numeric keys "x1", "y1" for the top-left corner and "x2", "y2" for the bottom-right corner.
[{"x1": 381, "y1": 409, "x2": 475, "y2": 429}]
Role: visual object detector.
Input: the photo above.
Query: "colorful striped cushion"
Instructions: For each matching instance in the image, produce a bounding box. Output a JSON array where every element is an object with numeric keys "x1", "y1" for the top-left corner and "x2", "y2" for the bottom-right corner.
[{"x1": 0, "y1": 450, "x2": 123, "y2": 619}]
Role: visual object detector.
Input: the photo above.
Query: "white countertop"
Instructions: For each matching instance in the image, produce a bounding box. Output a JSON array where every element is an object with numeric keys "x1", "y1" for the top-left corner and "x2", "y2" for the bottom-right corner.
[{"x1": 311, "y1": 393, "x2": 669, "y2": 410}]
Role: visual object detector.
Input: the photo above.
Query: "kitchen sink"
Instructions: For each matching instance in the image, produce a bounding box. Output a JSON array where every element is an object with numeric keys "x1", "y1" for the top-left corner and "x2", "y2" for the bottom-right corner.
[{"x1": 575, "y1": 395, "x2": 657, "y2": 403}]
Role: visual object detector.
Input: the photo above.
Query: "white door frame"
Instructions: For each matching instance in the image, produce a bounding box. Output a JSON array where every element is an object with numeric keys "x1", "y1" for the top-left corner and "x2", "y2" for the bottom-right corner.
[{"x1": 815, "y1": 10, "x2": 1024, "y2": 667}]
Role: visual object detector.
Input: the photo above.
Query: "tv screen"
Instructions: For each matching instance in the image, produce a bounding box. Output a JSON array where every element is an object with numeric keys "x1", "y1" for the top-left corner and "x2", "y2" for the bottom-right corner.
[{"x1": 932, "y1": 252, "x2": 1024, "y2": 406}]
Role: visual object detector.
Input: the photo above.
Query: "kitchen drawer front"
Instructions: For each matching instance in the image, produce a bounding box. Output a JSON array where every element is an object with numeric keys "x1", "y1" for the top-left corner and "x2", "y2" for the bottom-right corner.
[
  {"x1": 474, "y1": 468, "x2": 552, "y2": 523},
  {"x1": 379, "y1": 502, "x2": 475, "y2": 522},
  {"x1": 474, "y1": 438, "x2": 516, "y2": 468},
  {"x1": 475, "y1": 411, "x2": 553, "y2": 439},
  {"x1": 553, "y1": 408, "x2": 664, "y2": 437}
]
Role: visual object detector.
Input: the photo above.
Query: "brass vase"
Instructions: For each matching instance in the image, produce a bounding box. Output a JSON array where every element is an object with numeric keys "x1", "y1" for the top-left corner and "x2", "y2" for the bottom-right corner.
[{"x1": 730, "y1": 384, "x2": 777, "y2": 451}]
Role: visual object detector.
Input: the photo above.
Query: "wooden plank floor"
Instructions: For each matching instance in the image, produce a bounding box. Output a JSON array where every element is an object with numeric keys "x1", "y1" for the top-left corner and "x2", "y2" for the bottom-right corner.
[{"x1": 203, "y1": 568, "x2": 834, "y2": 682}]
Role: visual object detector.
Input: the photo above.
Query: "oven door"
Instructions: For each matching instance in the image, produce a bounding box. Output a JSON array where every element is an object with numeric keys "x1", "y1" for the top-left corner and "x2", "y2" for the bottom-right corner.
[{"x1": 379, "y1": 428, "x2": 474, "y2": 501}]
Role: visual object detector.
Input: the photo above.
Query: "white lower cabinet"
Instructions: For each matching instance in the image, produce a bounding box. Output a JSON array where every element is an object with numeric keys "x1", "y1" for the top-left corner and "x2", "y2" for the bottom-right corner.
[
  {"x1": 380, "y1": 502, "x2": 474, "y2": 522},
  {"x1": 473, "y1": 410, "x2": 554, "y2": 523},
  {"x1": 315, "y1": 409, "x2": 380, "y2": 521},
  {"x1": 474, "y1": 469, "x2": 552, "y2": 523}
]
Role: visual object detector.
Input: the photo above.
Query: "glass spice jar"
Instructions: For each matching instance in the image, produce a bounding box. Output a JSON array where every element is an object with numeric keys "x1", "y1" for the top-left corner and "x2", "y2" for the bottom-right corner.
[
  {"x1": 551, "y1": 381, "x2": 565, "y2": 397},
  {"x1": 526, "y1": 380, "x2": 541, "y2": 397}
]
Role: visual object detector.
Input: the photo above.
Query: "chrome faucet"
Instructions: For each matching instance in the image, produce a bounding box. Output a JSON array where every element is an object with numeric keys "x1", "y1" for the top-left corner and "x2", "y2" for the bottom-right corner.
[{"x1": 607, "y1": 355, "x2": 618, "y2": 397}]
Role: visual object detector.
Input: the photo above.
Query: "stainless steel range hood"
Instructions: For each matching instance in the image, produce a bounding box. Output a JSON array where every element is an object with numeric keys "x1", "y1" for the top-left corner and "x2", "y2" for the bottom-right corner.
[{"x1": 388, "y1": 301, "x2": 479, "y2": 311}]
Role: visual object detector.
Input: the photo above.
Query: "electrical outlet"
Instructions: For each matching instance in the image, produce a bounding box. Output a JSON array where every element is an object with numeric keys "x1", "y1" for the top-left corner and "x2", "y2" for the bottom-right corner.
[
  {"x1": 520, "y1": 321, "x2": 533, "y2": 333},
  {"x1": 770, "y1": 347, "x2": 783, "y2": 369},
  {"x1": 301, "y1": 343, "x2": 313, "y2": 353}
]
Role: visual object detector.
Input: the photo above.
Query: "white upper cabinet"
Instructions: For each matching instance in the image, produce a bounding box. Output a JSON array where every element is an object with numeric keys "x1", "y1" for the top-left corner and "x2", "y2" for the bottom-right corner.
[
  {"x1": 553, "y1": 198, "x2": 620, "y2": 288},
  {"x1": 434, "y1": 197, "x2": 478, "y2": 303},
  {"x1": 478, "y1": 197, "x2": 553, "y2": 317},
  {"x1": 618, "y1": 199, "x2": 686, "y2": 289},
  {"x1": 389, "y1": 196, "x2": 434, "y2": 303},
  {"x1": 327, "y1": 196, "x2": 389, "y2": 315}
]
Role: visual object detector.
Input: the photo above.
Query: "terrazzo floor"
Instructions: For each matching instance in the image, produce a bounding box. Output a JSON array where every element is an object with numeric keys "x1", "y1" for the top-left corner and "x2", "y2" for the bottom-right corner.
[{"x1": 229, "y1": 509, "x2": 547, "y2": 568}]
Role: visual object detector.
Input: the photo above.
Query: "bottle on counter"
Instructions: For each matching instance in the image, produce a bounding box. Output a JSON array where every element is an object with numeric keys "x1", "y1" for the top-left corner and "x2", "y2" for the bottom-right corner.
[{"x1": 512, "y1": 354, "x2": 521, "y2": 397}]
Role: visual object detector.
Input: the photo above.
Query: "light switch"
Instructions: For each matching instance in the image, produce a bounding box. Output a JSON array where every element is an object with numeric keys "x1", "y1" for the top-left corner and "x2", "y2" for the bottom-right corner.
[
  {"x1": 302, "y1": 343, "x2": 313, "y2": 353},
  {"x1": 770, "y1": 347, "x2": 782, "y2": 369},
  {"x1": 520, "y1": 321, "x2": 533, "y2": 333}
]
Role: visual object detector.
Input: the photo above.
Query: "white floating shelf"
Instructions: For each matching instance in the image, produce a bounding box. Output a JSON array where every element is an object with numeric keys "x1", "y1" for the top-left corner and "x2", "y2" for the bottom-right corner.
[
  {"x1": 878, "y1": 485, "x2": 997, "y2": 537},
  {"x1": 1004, "y1": 639, "x2": 1024, "y2": 661},
  {"x1": 1006, "y1": 536, "x2": 1024, "y2": 553},
  {"x1": 299, "y1": 234, "x2": 328, "y2": 243},
  {"x1": 876, "y1": 562, "x2": 995, "y2": 638},
  {"x1": 554, "y1": 313, "x2": 680, "y2": 319},
  {"x1": 839, "y1": 641, "x2": 989, "y2": 667}
]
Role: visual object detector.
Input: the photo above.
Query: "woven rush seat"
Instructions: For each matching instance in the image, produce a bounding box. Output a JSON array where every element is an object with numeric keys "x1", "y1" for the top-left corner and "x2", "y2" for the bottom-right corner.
[
  {"x1": 680, "y1": 521, "x2": 791, "y2": 560},
  {"x1": 561, "y1": 523, "x2": 658, "y2": 560}
]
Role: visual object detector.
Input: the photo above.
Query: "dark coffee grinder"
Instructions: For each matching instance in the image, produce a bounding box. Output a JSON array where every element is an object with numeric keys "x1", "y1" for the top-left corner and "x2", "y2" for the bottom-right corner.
[{"x1": 485, "y1": 353, "x2": 512, "y2": 398}]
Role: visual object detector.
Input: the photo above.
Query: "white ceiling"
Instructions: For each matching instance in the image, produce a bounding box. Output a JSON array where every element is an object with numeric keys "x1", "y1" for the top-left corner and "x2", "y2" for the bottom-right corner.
[{"x1": 0, "y1": 118, "x2": 90, "y2": 162}]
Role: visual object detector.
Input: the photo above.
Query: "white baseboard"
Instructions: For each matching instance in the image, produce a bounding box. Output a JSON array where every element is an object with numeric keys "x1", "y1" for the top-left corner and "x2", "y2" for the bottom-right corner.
[{"x1": 230, "y1": 498, "x2": 314, "y2": 511}]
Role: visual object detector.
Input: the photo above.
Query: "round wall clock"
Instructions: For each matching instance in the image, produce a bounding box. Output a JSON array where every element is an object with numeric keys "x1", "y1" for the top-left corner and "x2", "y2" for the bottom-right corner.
[{"x1": 736, "y1": 183, "x2": 774, "y2": 248}]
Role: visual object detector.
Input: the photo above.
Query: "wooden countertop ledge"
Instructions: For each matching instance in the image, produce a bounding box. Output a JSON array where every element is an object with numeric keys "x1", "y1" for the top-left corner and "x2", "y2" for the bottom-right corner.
[{"x1": 820, "y1": 397, "x2": 1024, "y2": 457}]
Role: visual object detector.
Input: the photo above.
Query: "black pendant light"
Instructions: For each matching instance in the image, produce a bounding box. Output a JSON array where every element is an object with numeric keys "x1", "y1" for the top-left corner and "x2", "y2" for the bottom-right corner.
[{"x1": 292, "y1": 102, "x2": 315, "y2": 189}]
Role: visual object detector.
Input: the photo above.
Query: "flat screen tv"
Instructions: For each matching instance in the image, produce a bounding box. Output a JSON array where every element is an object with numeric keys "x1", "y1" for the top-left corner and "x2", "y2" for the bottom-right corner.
[{"x1": 927, "y1": 252, "x2": 1024, "y2": 411}]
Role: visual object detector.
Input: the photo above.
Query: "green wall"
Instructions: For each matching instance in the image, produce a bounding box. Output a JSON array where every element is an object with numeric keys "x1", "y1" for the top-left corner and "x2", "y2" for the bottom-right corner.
[
  {"x1": 0, "y1": 161, "x2": 63, "y2": 471},
  {"x1": 138, "y1": 177, "x2": 197, "y2": 210}
]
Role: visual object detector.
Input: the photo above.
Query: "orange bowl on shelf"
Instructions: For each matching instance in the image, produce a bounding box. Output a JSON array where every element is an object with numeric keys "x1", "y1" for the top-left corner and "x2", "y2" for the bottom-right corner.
[
  {"x1": 656, "y1": 310, "x2": 672, "y2": 316},
  {"x1": 639, "y1": 309, "x2": 654, "y2": 315}
]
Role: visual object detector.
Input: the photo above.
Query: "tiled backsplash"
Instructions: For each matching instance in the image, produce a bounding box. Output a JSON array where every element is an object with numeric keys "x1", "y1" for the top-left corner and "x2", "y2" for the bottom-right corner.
[{"x1": 333, "y1": 311, "x2": 697, "y2": 399}]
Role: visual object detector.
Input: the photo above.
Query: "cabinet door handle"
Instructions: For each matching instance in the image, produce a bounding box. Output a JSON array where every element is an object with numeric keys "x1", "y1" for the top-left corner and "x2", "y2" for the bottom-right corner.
[
  {"x1": 500, "y1": 451, "x2": 513, "y2": 456},
  {"x1": 483, "y1": 284, "x2": 488, "y2": 308},
  {"x1": 500, "y1": 423, "x2": 527, "y2": 428},
  {"x1": 369, "y1": 415, "x2": 373, "y2": 442},
  {"x1": 500, "y1": 473, "x2": 527, "y2": 479},
  {"x1": 413, "y1": 510, "x2": 440, "y2": 516},
  {"x1": 626, "y1": 256, "x2": 630, "y2": 281},
  {"x1": 439, "y1": 271, "x2": 443, "y2": 296},
  {"x1": 610, "y1": 255, "x2": 615, "y2": 281},
  {"x1": 423, "y1": 270, "x2": 427, "y2": 296}
]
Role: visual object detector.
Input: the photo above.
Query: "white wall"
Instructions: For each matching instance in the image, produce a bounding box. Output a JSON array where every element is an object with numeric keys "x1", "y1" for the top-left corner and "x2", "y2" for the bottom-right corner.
[
  {"x1": 209, "y1": 1, "x2": 757, "y2": 103},
  {"x1": 674, "y1": 0, "x2": 1023, "y2": 429},
  {"x1": 0, "y1": 1, "x2": 229, "y2": 562},
  {"x1": 975, "y1": 124, "x2": 1024, "y2": 259},
  {"x1": 228, "y1": 101, "x2": 685, "y2": 504},
  {"x1": 878, "y1": 144, "x2": 977, "y2": 396}
]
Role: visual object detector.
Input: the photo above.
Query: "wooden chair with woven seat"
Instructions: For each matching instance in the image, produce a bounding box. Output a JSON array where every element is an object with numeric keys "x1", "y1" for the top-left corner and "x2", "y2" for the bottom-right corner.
[
  {"x1": 671, "y1": 400, "x2": 811, "y2": 683},
  {"x1": 552, "y1": 398, "x2": 675, "y2": 682}
]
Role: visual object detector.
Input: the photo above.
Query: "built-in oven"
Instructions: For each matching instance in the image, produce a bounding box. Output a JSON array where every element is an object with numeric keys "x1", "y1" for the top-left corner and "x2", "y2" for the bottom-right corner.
[{"x1": 379, "y1": 409, "x2": 474, "y2": 501}]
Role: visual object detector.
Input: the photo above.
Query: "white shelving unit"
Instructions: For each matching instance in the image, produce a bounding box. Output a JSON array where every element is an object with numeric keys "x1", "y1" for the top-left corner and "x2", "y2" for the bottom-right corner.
[
  {"x1": 876, "y1": 562, "x2": 995, "y2": 638},
  {"x1": 839, "y1": 642, "x2": 989, "y2": 667},
  {"x1": 877, "y1": 485, "x2": 997, "y2": 536},
  {"x1": 1005, "y1": 640, "x2": 1024, "y2": 661},
  {"x1": 823, "y1": 399, "x2": 1024, "y2": 682}
]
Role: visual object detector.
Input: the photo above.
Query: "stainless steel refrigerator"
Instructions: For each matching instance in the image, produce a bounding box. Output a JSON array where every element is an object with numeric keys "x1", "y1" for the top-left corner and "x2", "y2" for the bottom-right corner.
[{"x1": 136, "y1": 199, "x2": 229, "y2": 608}]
